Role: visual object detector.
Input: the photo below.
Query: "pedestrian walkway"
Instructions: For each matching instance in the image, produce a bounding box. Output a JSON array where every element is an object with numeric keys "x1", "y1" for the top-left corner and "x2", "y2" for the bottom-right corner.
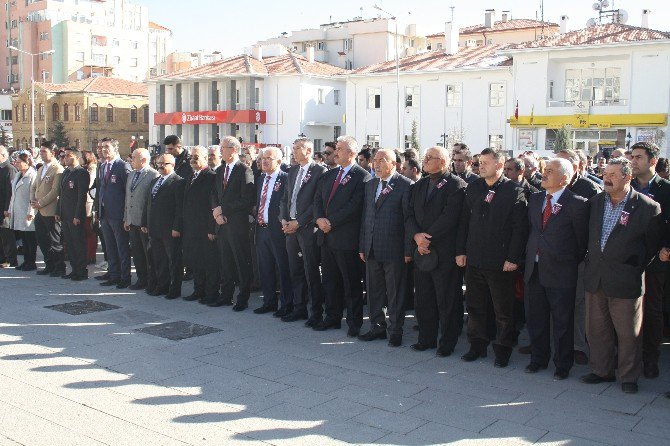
[{"x1": 0, "y1": 263, "x2": 669, "y2": 445}]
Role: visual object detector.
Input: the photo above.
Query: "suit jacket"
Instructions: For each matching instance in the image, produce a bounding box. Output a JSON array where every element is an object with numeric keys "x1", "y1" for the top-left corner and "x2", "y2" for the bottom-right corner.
[
  {"x1": 182, "y1": 169, "x2": 217, "y2": 267},
  {"x1": 457, "y1": 170, "x2": 480, "y2": 185},
  {"x1": 30, "y1": 161, "x2": 64, "y2": 217},
  {"x1": 174, "y1": 150, "x2": 194, "y2": 180},
  {"x1": 0, "y1": 160, "x2": 17, "y2": 213},
  {"x1": 632, "y1": 174, "x2": 670, "y2": 272},
  {"x1": 143, "y1": 173, "x2": 185, "y2": 239},
  {"x1": 584, "y1": 189, "x2": 662, "y2": 299},
  {"x1": 524, "y1": 189, "x2": 589, "y2": 288},
  {"x1": 569, "y1": 174, "x2": 601, "y2": 199},
  {"x1": 359, "y1": 172, "x2": 413, "y2": 262},
  {"x1": 457, "y1": 176, "x2": 529, "y2": 270},
  {"x1": 279, "y1": 162, "x2": 327, "y2": 229},
  {"x1": 313, "y1": 163, "x2": 371, "y2": 250},
  {"x1": 210, "y1": 161, "x2": 255, "y2": 232},
  {"x1": 255, "y1": 170, "x2": 288, "y2": 239},
  {"x1": 407, "y1": 172, "x2": 466, "y2": 263},
  {"x1": 57, "y1": 167, "x2": 90, "y2": 222},
  {"x1": 124, "y1": 167, "x2": 159, "y2": 226},
  {"x1": 528, "y1": 171, "x2": 543, "y2": 191},
  {"x1": 517, "y1": 178, "x2": 539, "y2": 201},
  {"x1": 8, "y1": 168, "x2": 36, "y2": 231},
  {"x1": 97, "y1": 158, "x2": 131, "y2": 220}
]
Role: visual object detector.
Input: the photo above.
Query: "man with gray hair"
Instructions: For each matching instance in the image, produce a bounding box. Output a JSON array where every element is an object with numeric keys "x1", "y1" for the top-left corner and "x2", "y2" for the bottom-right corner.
[{"x1": 523, "y1": 158, "x2": 589, "y2": 380}]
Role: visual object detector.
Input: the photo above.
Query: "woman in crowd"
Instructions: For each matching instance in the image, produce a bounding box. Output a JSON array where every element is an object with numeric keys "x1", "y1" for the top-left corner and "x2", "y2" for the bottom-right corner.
[
  {"x1": 81, "y1": 150, "x2": 99, "y2": 264},
  {"x1": 8, "y1": 151, "x2": 37, "y2": 271}
]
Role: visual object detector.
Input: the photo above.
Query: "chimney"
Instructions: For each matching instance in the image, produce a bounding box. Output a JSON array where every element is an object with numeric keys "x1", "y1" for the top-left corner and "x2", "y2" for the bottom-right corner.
[
  {"x1": 485, "y1": 9, "x2": 495, "y2": 28},
  {"x1": 444, "y1": 21, "x2": 459, "y2": 55},
  {"x1": 306, "y1": 45, "x2": 315, "y2": 63},
  {"x1": 501, "y1": 11, "x2": 510, "y2": 23},
  {"x1": 641, "y1": 9, "x2": 651, "y2": 28},
  {"x1": 251, "y1": 45, "x2": 263, "y2": 61},
  {"x1": 560, "y1": 15, "x2": 569, "y2": 34}
]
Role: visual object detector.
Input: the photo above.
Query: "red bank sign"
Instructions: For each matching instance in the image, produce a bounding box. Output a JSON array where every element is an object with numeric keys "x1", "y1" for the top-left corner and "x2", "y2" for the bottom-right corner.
[{"x1": 153, "y1": 110, "x2": 266, "y2": 125}]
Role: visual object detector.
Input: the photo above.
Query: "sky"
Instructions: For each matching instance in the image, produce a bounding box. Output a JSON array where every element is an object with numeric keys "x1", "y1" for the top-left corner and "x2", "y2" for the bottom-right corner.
[{"x1": 141, "y1": 0, "x2": 670, "y2": 56}]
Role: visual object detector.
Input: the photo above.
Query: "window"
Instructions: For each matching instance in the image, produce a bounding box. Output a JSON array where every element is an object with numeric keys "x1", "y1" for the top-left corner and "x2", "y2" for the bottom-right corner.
[
  {"x1": 106, "y1": 104, "x2": 114, "y2": 122},
  {"x1": 345, "y1": 60, "x2": 353, "y2": 70},
  {"x1": 334, "y1": 125, "x2": 342, "y2": 139},
  {"x1": 489, "y1": 82, "x2": 505, "y2": 107},
  {"x1": 14, "y1": 106, "x2": 19, "y2": 122},
  {"x1": 130, "y1": 105, "x2": 137, "y2": 123},
  {"x1": 131, "y1": 41, "x2": 139, "y2": 49},
  {"x1": 143, "y1": 105, "x2": 149, "y2": 123},
  {"x1": 549, "y1": 81, "x2": 554, "y2": 100},
  {"x1": 90, "y1": 103, "x2": 98, "y2": 122},
  {"x1": 129, "y1": 58, "x2": 138, "y2": 67},
  {"x1": 51, "y1": 103, "x2": 59, "y2": 121},
  {"x1": 39, "y1": 31, "x2": 49, "y2": 40},
  {"x1": 63, "y1": 103, "x2": 69, "y2": 121},
  {"x1": 22, "y1": 104, "x2": 27, "y2": 121},
  {"x1": 1, "y1": 109, "x2": 12, "y2": 120},
  {"x1": 446, "y1": 84, "x2": 462, "y2": 107},
  {"x1": 317, "y1": 89, "x2": 325, "y2": 104},
  {"x1": 39, "y1": 52, "x2": 50, "y2": 61},
  {"x1": 344, "y1": 39, "x2": 353, "y2": 51},
  {"x1": 366, "y1": 134, "x2": 380, "y2": 148},
  {"x1": 39, "y1": 103, "x2": 45, "y2": 121},
  {"x1": 112, "y1": 56, "x2": 120, "y2": 65},
  {"x1": 334, "y1": 89, "x2": 341, "y2": 105},
  {"x1": 75, "y1": 104, "x2": 81, "y2": 121},
  {"x1": 367, "y1": 87, "x2": 381, "y2": 109},
  {"x1": 314, "y1": 139, "x2": 323, "y2": 151},
  {"x1": 235, "y1": 88, "x2": 240, "y2": 105},
  {"x1": 489, "y1": 134, "x2": 504, "y2": 150},
  {"x1": 564, "y1": 67, "x2": 621, "y2": 104},
  {"x1": 10, "y1": 56, "x2": 18, "y2": 65},
  {"x1": 92, "y1": 53, "x2": 106, "y2": 65},
  {"x1": 405, "y1": 86, "x2": 418, "y2": 107},
  {"x1": 75, "y1": 52, "x2": 84, "y2": 62},
  {"x1": 254, "y1": 87, "x2": 260, "y2": 108},
  {"x1": 317, "y1": 41, "x2": 326, "y2": 50},
  {"x1": 41, "y1": 70, "x2": 49, "y2": 81},
  {"x1": 404, "y1": 135, "x2": 411, "y2": 149},
  {"x1": 112, "y1": 39, "x2": 120, "y2": 47}
]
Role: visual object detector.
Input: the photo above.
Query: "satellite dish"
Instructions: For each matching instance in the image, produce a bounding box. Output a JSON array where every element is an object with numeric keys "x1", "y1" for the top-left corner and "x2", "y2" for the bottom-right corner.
[
  {"x1": 617, "y1": 9, "x2": 629, "y2": 24},
  {"x1": 593, "y1": 2, "x2": 602, "y2": 11},
  {"x1": 586, "y1": 18, "x2": 598, "y2": 28},
  {"x1": 601, "y1": 0, "x2": 610, "y2": 8}
]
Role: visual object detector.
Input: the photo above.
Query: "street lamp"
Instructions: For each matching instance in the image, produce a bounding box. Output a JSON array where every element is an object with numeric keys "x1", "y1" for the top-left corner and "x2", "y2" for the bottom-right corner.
[
  {"x1": 8, "y1": 46, "x2": 55, "y2": 148},
  {"x1": 373, "y1": 4, "x2": 401, "y2": 148}
]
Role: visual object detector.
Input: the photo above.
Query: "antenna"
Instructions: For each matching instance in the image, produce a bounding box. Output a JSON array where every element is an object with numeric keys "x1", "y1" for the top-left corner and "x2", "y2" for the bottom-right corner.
[
  {"x1": 450, "y1": 6, "x2": 455, "y2": 22},
  {"x1": 540, "y1": 0, "x2": 545, "y2": 39}
]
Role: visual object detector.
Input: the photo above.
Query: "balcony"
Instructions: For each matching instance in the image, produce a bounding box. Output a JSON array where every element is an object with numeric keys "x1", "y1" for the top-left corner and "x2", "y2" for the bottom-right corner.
[{"x1": 547, "y1": 99, "x2": 628, "y2": 108}]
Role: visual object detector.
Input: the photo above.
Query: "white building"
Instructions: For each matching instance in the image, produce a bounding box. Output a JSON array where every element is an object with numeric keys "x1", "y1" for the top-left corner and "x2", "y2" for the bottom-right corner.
[
  {"x1": 257, "y1": 18, "x2": 427, "y2": 69},
  {"x1": 148, "y1": 22, "x2": 174, "y2": 78},
  {"x1": 148, "y1": 45, "x2": 346, "y2": 150},
  {"x1": 0, "y1": 94, "x2": 13, "y2": 143}
]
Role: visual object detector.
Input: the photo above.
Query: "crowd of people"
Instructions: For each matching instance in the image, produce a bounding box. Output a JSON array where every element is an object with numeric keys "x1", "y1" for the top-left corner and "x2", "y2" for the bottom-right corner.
[{"x1": 1, "y1": 135, "x2": 669, "y2": 397}]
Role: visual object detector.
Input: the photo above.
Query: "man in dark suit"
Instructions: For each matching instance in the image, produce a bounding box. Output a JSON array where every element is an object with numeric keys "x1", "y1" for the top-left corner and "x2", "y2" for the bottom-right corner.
[
  {"x1": 524, "y1": 158, "x2": 589, "y2": 379},
  {"x1": 280, "y1": 138, "x2": 327, "y2": 325},
  {"x1": 407, "y1": 147, "x2": 466, "y2": 353},
  {"x1": 182, "y1": 147, "x2": 220, "y2": 304},
  {"x1": 142, "y1": 154, "x2": 184, "y2": 299},
  {"x1": 56, "y1": 148, "x2": 90, "y2": 281},
  {"x1": 358, "y1": 149, "x2": 413, "y2": 346},
  {"x1": 313, "y1": 136, "x2": 371, "y2": 336},
  {"x1": 457, "y1": 148, "x2": 528, "y2": 367},
  {"x1": 211, "y1": 136, "x2": 256, "y2": 310},
  {"x1": 97, "y1": 138, "x2": 132, "y2": 288},
  {"x1": 453, "y1": 146, "x2": 480, "y2": 185},
  {"x1": 581, "y1": 157, "x2": 662, "y2": 394},
  {"x1": 0, "y1": 145, "x2": 18, "y2": 268},
  {"x1": 630, "y1": 142, "x2": 670, "y2": 379},
  {"x1": 252, "y1": 147, "x2": 294, "y2": 315}
]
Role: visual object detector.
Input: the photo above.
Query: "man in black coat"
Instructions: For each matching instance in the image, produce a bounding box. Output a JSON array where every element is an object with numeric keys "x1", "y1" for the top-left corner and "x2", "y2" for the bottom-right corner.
[
  {"x1": 522, "y1": 155, "x2": 544, "y2": 191},
  {"x1": 453, "y1": 146, "x2": 480, "y2": 185},
  {"x1": 56, "y1": 148, "x2": 90, "y2": 281},
  {"x1": 164, "y1": 135, "x2": 194, "y2": 181},
  {"x1": 313, "y1": 136, "x2": 371, "y2": 336},
  {"x1": 359, "y1": 149, "x2": 413, "y2": 346},
  {"x1": 142, "y1": 154, "x2": 184, "y2": 299},
  {"x1": 0, "y1": 145, "x2": 18, "y2": 267},
  {"x1": 211, "y1": 136, "x2": 256, "y2": 310},
  {"x1": 523, "y1": 158, "x2": 589, "y2": 379},
  {"x1": 457, "y1": 147, "x2": 528, "y2": 367},
  {"x1": 182, "y1": 147, "x2": 220, "y2": 304},
  {"x1": 280, "y1": 138, "x2": 327, "y2": 325}
]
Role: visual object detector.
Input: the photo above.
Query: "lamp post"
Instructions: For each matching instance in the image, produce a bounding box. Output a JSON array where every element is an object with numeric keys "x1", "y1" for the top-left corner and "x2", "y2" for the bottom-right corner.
[
  {"x1": 440, "y1": 133, "x2": 448, "y2": 148},
  {"x1": 373, "y1": 4, "x2": 401, "y2": 148},
  {"x1": 8, "y1": 46, "x2": 55, "y2": 148}
]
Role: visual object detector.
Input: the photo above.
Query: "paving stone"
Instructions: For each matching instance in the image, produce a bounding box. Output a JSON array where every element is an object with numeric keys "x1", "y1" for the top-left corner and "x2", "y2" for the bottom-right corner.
[{"x1": 44, "y1": 300, "x2": 121, "y2": 315}]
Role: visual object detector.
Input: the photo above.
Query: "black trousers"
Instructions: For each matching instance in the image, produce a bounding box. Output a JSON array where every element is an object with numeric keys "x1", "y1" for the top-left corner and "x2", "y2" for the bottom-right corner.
[
  {"x1": 366, "y1": 255, "x2": 407, "y2": 335},
  {"x1": 415, "y1": 261, "x2": 462, "y2": 349},
  {"x1": 256, "y1": 226, "x2": 293, "y2": 308},
  {"x1": 0, "y1": 226, "x2": 17, "y2": 264},
  {"x1": 17, "y1": 230, "x2": 37, "y2": 267},
  {"x1": 150, "y1": 235, "x2": 182, "y2": 295},
  {"x1": 34, "y1": 213, "x2": 64, "y2": 271},
  {"x1": 643, "y1": 269, "x2": 666, "y2": 365},
  {"x1": 286, "y1": 227, "x2": 323, "y2": 317},
  {"x1": 193, "y1": 240, "x2": 220, "y2": 300},
  {"x1": 525, "y1": 266, "x2": 575, "y2": 370},
  {"x1": 128, "y1": 225, "x2": 152, "y2": 286},
  {"x1": 62, "y1": 219, "x2": 87, "y2": 275},
  {"x1": 218, "y1": 223, "x2": 252, "y2": 304},
  {"x1": 321, "y1": 245, "x2": 363, "y2": 329},
  {"x1": 465, "y1": 265, "x2": 516, "y2": 359}
]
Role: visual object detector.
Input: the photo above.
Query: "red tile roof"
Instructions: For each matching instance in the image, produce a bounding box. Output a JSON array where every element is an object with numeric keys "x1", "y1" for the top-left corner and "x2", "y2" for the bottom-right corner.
[
  {"x1": 427, "y1": 19, "x2": 559, "y2": 38},
  {"x1": 149, "y1": 21, "x2": 171, "y2": 32},
  {"x1": 36, "y1": 77, "x2": 148, "y2": 96}
]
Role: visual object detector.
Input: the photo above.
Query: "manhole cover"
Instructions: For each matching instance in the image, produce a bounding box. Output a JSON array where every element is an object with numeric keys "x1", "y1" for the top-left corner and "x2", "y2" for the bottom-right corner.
[
  {"x1": 45, "y1": 300, "x2": 121, "y2": 315},
  {"x1": 134, "y1": 321, "x2": 222, "y2": 341}
]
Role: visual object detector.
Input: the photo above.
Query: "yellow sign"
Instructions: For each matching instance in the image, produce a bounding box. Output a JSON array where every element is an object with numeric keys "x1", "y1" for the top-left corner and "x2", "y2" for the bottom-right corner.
[{"x1": 509, "y1": 113, "x2": 667, "y2": 128}]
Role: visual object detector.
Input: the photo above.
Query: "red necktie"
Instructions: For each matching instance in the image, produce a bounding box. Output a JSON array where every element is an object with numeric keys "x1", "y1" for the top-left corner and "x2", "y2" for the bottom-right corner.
[
  {"x1": 327, "y1": 167, "x2": 344, "y2": 208},
  {"x1": 223, "y1": 165, "x2": 230, "y2": 189},
  {"x1": 257, "y1": 175, "x2": 270, "y2": 225},
  {"x1": 542, "y1": 194, "x2": 553, "y2": 229}
]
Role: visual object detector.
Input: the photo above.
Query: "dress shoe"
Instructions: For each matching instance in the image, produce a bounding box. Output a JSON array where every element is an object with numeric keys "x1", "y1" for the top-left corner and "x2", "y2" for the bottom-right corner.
[
  {"x1": 273, "y1": 307, "x2": 291, "y2": 318},
  {"x1": 574, "y1": 350, "x2": 588, "y2": 365},
  {"x1": 347, "y1": 327, "x2": 360, "y2": 337},
  {"x1": 165, "y1": 291, "x2": 181, "y2": 299},
  {"x1": 358, "y1": 330, "x2": 387, "y2": 341},
  {"x1": 580, "y1": 373, "x2": 616, "y2": 384},
  {"x1": 36, "y1": 268, "x2": 53, "y2": 276},
  {"x1": 148, "y1": 288, "x2": 168, "y2": 297},
  {"x1": 282, "y1": 311, "x2": 308, "y2": 322},
  {"x1": 129, "y1": 281, "x2": 146, "y2": 290},
  {"x1": 410, "y1": 342, "x2": 437, "y2": 352},
  {"x1": 304, "y1": 317, "x2": 322, "y2": 328},
  {"x1": 254, "y1": 305, "x2": 277, "y2": 314},
  {"x1": 116, "y1": 280, "x2": 130, "y2": 289},
  {"x1": 461, "y1": 350, "x2": 487, "y2": 362},
  {"x1": 312, "y1": 320, "x2": 341, "y2": 331},
  {"x1": 494, "y1": 358, "x2": 509, "y2": 368},
  {"x1": 183, "y1": 271, "x2": 193, "y2": 281},
  {"x1": 621, "y1": 382, "x2": 638, "y2": 394},
  {"x1": 232, "y1": 302, "x2": 248, "y2": 311},
  {"x1": 71, "y1": 273, "x2": 88, "y2": 281},
  {"x1": 61, "y1": 272, "x2": 74, "y2": 279},
  {"x1": 206, "y1": 299, "x2": 231, "y2": 307},
  {"x1": 518, "y1": 345, "x2": 532, "y2": 355},
  {"x1": 388, "y1": 334, "x2": 402, "y2": 347},
  {"x1": 49, "y1": 269, "x2": 65, "y2": 278},
  {"x1": 183, "y1": 293, "x2": 202, "y2": 302},
  {"x1": 525, "y1": 362, "x2": 548, "y2": 374},
  {"x1": 100, "y1": 279, "x2": 118, "y2": 286},
  {"x1": 436, "y1": 346, "x2": 453, "y2": 357},
  {"x1": 95, "y1": 273, "x2": 110, "y2": 281},
  {"x1": 554, "y1": 368, "x2": 569, "y2": 380},
  {"x1": 644, "y1": 362, "x2": 659, "y2": 379}
]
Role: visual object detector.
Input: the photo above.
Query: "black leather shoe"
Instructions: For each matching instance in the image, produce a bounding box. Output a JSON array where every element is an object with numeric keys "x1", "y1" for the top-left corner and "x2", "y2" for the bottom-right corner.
[
  {"x1": 644, "y1": 362, "x2": 659, "y2": 379},
  {"x1": 358, "y1": 330, "x2": 386, "y2": 341},
  {"x1": 304, "y1": 317, "x2": 322, "y2": 328},
  {"x1": 312, "y1": 320, "x2": 341, "y2": 331},
  {"x1": 525, "y1": 362, "x2": 547, "y2": 374},
  {"x1": 518, "y1": 345, "x2": 532, "y2": 355},
  {"x1": 116, "y1": 280, "x2": 130, "y2": 289},
  {"x1": 621, "y1": 382, "x2": 638, "y2": 394},
  {"x1": 461, "y1": 350, "x2": 487, "y2": 362},
  {"x1": 183, "y1": 293, "x2": 202, "y2": 301},
  {"x1": 273, "y1": 307, "x2": 291, "y2": 318},
  {"x1": 254, "y1": 304, "x2": 277, "y2": 314},
  {"x1": 61, "y1": 272, "x2": 74, "y2": 279},
  {"x1": 388, "y1": 334, "x2": 402, "y2": 347},
  {"x1": 129, "y1": 281, "x2": 146, "y2": 290},
  {"x1": 232, "y1": 303, "x2": 248, "y2": 311},
  {"x1": 282, "y1": 311, "x2": 308, "y2": 322},
  {"x1": 95, "y1": 273, "x2": 110, "y2": 281},
  {"x1": 554, "y1": 368, "x2": 569, "y2": 380},
  {"x1": 205, "y1": 299, "x2": 229, "y2": 307},
  {"x1": 347, "y1": 327, "x2": 360, "y2": 337},
  {"x1": 147, "y1": 288, "x2": 168, "y2": 297},
  {"x1": 100, "y1": 280, "x2": 118, "y2": 287},
  {"x1": 50, "y1": 269, "x2": 66, "y2": 278},
  {"x1": 37, "y1": 268, "x2": 53, "y2": 276},
  {"x1": 165, "y1": 291, "x2": 181, "y2": 299},
  {"x1": 580, "y1": 373, "x2": 616, "y2": 384},
  {"x1": 71, "y1": 273, "x2": 88, "y2": 281},
  {"x1": 411, "y1": 343, "x2": 437, "y2": 352},
  {"x1": 436, "y1": 346, "x2": 453, "y2": 357},
  {"x1": 494, "y1": 358, "x2": 509, "y2": 368}
]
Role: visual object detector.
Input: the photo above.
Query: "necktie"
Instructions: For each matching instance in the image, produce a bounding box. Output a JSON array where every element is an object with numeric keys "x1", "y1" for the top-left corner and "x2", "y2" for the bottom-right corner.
[
  {"x1": 151, "y1": 176, "x2": 165, "y2": 199},
  {"x1": 290, "y1": 168, "x2": 305, "y2": 219},
  {"x1": 257, "y1": 175, "x2": 271, "y2": 225},
  {"x1": 191, "y1": 172, "x2": 199, "y2": 185},
  {"x1": 376, "y1": 180, "x2": 387, "y2": 207},
  {"x1": 542, "y1": 194, "x2": 553, "y2": 229},
  {"x1": 130, "y1": 170, "x2": 141, "y2": 191},
  {"x1": 223, "y1": 165, "x2": 230, "y2": 189},
  {"x1": 326, "y1": 167, "x2": 344, "y2": 208},
  {"x1": 105, "y1": 162, "x2": 112, "y2": 182}
]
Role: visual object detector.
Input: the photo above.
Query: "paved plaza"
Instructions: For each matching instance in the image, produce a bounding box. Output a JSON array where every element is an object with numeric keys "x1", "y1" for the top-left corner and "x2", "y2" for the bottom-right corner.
[{"x1": 0, "y1": 263, "x2": 669, "y2": 446}]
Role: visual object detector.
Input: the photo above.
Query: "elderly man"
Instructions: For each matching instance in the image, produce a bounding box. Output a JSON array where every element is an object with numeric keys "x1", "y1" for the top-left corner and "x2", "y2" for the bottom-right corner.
[
  {"x1": 358, "y1": 149, "x2": 413, "y2": 346},
  {"x1": 280, "y1": 138, "x2": 327, "y2": 324},
  {"x1": 313, "y1": 135, "x2": 371, "y2": 335},
  {"x1": 208, "y1": 146, "x2": 222, "y2": 171},
  {"x1": 453, "y1": 146, "x2": 480, "y2": 185},
  {"x1": 457, "y1": 148, "x2": 528, "y2": 367},
  {"x1": 581, "y1": 157, "x2": 661, "y2": 394},
  {"x1": 522, "y1": 154, "x2": 543, "y2": 191},
  {"x1": 123, "y1": 148, "x2": 159, "y2": 291},
  {"x1": 524, "y1": 158, "x2": 589, "y2": 379},
  {"x1": 211, "y1": 136, "x2": 256, "y2": 310},
  {"x1": 407, "y1": 147, "x2": 466, "y2": 353},
  {"x1": 0, "y1": 145, "x2": 18, "y2": 268}
]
